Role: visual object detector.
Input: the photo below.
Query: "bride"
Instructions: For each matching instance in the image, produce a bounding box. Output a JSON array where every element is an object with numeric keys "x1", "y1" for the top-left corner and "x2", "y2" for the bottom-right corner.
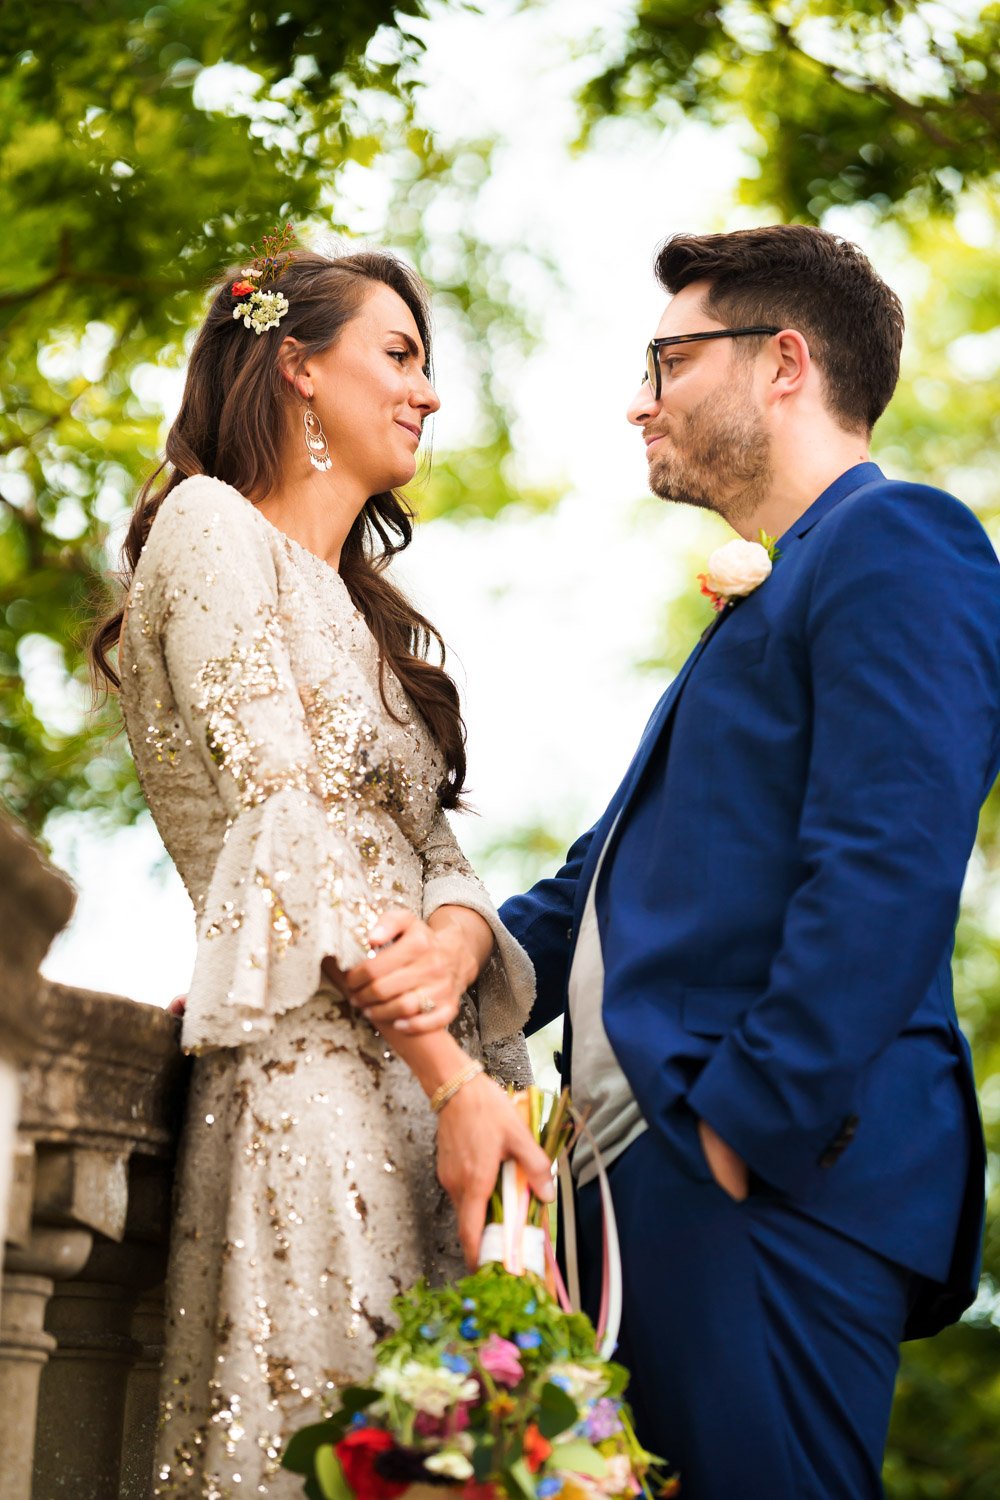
[{"x1": 90, "y1": 239, "x2": 552, "y2": 1497}]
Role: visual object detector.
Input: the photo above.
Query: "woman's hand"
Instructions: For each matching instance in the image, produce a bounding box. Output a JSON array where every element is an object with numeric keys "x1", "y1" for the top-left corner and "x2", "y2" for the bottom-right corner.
[
  {"x1": 435, "y1": 1073, "x2": 556, "y2": 1268},
  {"x1": 341, "y1": 907, "x2": 479, "y2": 1035}
]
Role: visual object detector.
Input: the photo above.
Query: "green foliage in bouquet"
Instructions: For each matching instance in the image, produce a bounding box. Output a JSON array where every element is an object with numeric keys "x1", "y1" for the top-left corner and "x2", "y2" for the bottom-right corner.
[{"x1": 282, "y1": 1263, "x2": 673, "y2": 1500}]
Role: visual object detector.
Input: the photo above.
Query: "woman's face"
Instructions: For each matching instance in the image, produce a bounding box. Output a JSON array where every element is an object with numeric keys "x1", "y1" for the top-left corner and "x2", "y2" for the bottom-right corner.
[{"x1": 304, "y1": 283, "x2": 439, "y2": 495}]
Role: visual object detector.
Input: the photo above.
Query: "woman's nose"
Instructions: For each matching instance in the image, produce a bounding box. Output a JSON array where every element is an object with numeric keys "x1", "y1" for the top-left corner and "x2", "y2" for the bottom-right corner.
[{"x1": 414, "y1": 373, "x2": 441, "y2": 415}]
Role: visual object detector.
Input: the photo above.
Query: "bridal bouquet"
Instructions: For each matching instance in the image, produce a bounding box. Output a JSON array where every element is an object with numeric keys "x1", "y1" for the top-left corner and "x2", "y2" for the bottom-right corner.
[{"x1": 282, "y1": 1090, "x2": 674, "y2": 1500}]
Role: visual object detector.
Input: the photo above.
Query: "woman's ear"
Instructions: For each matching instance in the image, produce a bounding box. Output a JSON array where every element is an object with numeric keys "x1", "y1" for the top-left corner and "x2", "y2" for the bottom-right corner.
[{"x1": 276, "y1": 336, "x2": 309, "y2": 399}]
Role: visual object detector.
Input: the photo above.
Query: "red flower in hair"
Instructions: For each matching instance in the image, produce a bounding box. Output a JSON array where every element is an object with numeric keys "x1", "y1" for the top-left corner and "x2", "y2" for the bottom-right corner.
[
  {"x1": 232, "y1": 280, "x2": 255, "y2": 298},
  {"x1": 335, "y1": 1427, "x2": 408, "y2": 1500}
]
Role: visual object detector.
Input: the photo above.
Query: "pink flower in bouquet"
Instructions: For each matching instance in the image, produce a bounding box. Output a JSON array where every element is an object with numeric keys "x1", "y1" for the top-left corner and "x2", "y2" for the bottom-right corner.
[
  {"x1": 479, "y1": 1333, "x2": 524, "y2": 1386},
  {"x1": 413, "y1": 1403, "x2": 472, "y2": 1439}
]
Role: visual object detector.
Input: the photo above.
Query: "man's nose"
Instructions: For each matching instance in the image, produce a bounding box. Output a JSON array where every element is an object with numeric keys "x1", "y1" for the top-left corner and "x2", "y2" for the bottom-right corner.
[{"x1": 627, "y1": 378, "x2": 659, "y2": 427}]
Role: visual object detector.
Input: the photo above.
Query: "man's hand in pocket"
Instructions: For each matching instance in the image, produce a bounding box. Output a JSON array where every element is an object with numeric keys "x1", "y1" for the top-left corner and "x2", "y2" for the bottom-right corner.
[{"x1": 697, "y1": 1118, "x2": 749, "y2": 1201}]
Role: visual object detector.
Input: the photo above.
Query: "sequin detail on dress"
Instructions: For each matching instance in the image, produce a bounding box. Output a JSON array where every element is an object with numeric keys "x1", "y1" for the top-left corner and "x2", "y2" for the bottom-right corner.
[{"x1": 119, "y1": 476, "x2": 534, "y2": 1497}]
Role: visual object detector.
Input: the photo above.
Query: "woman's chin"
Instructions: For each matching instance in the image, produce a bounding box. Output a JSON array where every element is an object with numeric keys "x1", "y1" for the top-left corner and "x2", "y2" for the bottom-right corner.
[{"x1": 377, "y1": 459, "x2": 418, "y2": 493}]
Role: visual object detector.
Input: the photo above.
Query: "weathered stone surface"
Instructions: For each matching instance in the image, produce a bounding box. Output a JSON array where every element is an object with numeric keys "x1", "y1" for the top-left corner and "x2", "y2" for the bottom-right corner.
[
  {"x1": 18, "y1": 981, "x2": 184, "y2": 1155},
  {"x1": 0, "y1": 817, "x2": 76, "y2": 1059},
  {"x1": 0, "y1": 813, "x2": 189, "y2": 1498}
]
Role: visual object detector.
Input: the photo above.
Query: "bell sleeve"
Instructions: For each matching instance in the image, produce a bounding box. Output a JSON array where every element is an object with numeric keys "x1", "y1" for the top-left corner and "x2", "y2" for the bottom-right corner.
[
  {"x1": 144, "y1": 480, "x2": 382, "y2": 1052},
  {"x1": 419, "y1": 808, "x2": 535, "y2": 1045}
]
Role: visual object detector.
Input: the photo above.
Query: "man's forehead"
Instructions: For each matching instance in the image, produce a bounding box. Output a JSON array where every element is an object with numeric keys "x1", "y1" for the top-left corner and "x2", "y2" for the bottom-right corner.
[{"x1": 653, "y1": 281, "x2": 722, "y2": 339}]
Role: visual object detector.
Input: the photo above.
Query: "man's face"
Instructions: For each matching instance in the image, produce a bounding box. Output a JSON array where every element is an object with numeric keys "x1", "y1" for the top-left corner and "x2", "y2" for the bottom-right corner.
[{"x1": 627, "y1": 281, "x2": 771, "y2": 521}]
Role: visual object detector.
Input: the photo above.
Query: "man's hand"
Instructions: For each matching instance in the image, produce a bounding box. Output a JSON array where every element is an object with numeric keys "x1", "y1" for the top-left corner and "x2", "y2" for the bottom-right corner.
[
  {"x1": 436, "y1": 1074, "x2": 556, "y2": 1268},
  {"x1": 697, "y1": 1118, "x2": 749, "y2": 1201}
]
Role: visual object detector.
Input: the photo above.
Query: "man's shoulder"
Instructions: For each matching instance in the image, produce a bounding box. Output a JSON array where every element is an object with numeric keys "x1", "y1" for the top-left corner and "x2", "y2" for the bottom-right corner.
[{"x1": 819, "y1": 470, "x2": 997, "y2": 568}]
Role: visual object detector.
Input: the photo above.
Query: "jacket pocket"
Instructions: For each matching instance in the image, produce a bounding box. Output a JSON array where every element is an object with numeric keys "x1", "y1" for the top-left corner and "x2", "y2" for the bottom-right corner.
[{"x1": 681, "y1": 985, "x2": 761, "y2": 1037}]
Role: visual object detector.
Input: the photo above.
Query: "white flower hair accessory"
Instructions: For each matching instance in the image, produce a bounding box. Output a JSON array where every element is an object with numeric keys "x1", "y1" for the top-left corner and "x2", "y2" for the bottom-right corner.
[
  {"x1": 229, "y1": 222, "x2": 294, "y2": 336},
  {"x1": 231, "y1": 288, "x2": 289, "y2": 334},
  {"x1": 698, "y1": 530, "x2": 779, "y2": 613}
]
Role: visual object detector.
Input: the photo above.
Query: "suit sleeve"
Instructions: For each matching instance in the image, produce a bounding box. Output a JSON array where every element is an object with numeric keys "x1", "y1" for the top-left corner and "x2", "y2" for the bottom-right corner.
[
  {"x1": 688, "y1": 485, "x2": 1000, "y2": 1195},
  {"x1": 500, "y1": 823, "x2": 597, "y2": 1032}
]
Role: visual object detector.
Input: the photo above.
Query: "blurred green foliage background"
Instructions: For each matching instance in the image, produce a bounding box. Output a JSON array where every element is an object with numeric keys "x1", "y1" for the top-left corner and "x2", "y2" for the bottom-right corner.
[{"x1": 1, "y1": 2, "x2": 998, "y2": 1491}]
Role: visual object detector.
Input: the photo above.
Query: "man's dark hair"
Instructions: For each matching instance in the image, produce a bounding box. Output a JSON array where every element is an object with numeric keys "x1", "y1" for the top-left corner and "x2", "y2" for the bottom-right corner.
[{"x1": 655, "y1": 225, "x2": 904, "y2": 434}]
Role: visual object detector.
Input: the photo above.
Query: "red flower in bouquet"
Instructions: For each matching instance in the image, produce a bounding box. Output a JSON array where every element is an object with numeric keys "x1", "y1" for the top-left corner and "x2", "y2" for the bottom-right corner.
[
  {"x1": 523, "y1": 1423, "x2": 552, "y2": 1473},
  {"x1": 462, "y1": 1484, "x2": 501, "y2": 1500},
  {"x1": 335, "y1": 1427, "x2": 407, "y2": 1500}
]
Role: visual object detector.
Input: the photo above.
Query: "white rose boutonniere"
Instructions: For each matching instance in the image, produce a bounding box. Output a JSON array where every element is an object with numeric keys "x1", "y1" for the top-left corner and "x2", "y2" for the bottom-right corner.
[{"x1": 697, "y1": 530, "x2": 780, "y2": 613}]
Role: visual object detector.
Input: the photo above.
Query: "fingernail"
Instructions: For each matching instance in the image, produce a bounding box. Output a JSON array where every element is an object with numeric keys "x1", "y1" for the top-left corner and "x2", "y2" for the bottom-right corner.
[{"x1": 393, "y1": 1020, "x2": 412, "y2": 1033}]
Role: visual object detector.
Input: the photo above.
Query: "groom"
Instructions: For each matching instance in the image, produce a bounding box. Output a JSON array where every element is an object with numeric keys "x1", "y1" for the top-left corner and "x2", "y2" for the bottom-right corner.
[{"x1": 500, "y1": 225, "x2": 1000, "y2": 1498}]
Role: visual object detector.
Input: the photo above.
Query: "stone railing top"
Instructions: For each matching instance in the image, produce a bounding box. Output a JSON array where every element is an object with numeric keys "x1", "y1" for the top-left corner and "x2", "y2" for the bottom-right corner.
[{"x1": 18, "y1": 982, "x2": 184, "y2": 1159}]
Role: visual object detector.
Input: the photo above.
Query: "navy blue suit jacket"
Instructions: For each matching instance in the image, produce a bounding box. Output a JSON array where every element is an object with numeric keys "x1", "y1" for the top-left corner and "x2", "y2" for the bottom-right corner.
[{"x1": 500, "y1": 464, "x2": 1000, "y2": 1338}]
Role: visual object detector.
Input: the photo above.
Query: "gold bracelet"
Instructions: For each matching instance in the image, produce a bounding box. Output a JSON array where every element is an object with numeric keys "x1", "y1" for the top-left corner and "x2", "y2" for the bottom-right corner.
[{"x1": 429, "y1": 1060, "x2": 484, "y2": 1115}]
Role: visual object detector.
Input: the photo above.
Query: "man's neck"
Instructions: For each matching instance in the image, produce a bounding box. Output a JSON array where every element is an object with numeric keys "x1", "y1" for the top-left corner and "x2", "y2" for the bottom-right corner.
[{"x1": 727, "y1": 429, "x2": 871, "y2": 543}]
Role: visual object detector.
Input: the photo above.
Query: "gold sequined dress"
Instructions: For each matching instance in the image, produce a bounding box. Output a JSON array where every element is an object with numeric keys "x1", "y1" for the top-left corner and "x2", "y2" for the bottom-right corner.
[{"x1": 119, "y1": 476, "x2": 534, "y2": 1499}]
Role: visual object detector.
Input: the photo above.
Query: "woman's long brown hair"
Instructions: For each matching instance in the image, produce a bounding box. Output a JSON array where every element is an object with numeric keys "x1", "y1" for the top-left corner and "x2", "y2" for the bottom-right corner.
[{"x1": 90, "y1": 248, "x2": 467, "y2": 807}]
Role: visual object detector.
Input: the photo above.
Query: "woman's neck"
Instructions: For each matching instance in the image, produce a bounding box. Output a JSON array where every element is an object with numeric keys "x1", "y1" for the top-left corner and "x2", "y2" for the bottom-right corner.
[{"x1": 255, "y1": 465, "x2": 368, "y2": 571}]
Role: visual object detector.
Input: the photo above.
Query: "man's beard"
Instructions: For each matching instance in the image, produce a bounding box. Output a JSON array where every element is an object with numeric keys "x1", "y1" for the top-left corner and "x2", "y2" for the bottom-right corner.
[{"x1": 647, "y1": 382, "x2": 772, "y2": 524}]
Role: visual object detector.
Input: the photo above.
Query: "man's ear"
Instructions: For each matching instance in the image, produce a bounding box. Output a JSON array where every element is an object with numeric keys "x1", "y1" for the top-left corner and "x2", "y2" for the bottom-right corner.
[
  {"x1": 276, "y1": 336, "x2": 309, "y2": 399},
  {"x1": 769, "y1": 329, "x2": 810, "y2": 402}
]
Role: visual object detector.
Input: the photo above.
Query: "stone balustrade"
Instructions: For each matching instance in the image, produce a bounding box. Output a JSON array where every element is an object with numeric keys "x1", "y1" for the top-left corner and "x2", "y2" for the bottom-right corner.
[{"x1": 0, "y1": 814, "x2": 187, "y2": 1499}]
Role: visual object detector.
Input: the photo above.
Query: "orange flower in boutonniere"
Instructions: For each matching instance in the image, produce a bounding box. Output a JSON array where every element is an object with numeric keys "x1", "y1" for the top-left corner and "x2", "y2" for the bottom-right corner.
[{"x1": 698, "y1": 530, "x2": 780, "y2": 613}]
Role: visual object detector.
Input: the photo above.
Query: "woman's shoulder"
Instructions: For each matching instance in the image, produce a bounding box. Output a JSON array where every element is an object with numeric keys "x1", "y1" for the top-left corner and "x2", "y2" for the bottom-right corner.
[
  {"x1": 140, "y1": 474, "x2": 275, "y2": 576},
  {"x1": 151, "y1": 473, "x2": 262, "y2": 545},
  {"x1": 132, "y1": 474, "x2": 279, "y2": 617}
]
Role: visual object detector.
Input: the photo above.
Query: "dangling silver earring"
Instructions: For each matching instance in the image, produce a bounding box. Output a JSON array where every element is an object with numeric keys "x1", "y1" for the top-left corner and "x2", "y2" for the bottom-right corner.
[{"x1": 303, "y1": 406, "x2": 332, "y2": 471}]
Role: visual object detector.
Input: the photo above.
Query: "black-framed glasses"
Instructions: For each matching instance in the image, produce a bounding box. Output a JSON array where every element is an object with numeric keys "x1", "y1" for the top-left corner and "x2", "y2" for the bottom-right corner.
[{"x1": 643, "y1": 326, "x2": 781, "y2": 399}]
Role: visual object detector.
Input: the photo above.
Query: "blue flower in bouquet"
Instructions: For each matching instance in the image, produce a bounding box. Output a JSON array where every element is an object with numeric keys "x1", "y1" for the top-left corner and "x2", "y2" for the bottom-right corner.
[
  {"x1": 461, "y1": 1297, "x2": 476, "y2": 1311},
  {"x1": 585, "y1": 1397, "x2": 623, "y2": 1441},
  {"x1": 537, "y1": 1479, "x2": 563, "y2": 1497},
  {"x1": 441, "y1": 1353, "x2": 472, "y2": 1375},
  {"x1": 460, "y1": 1316, "x2": 479, "y2": 1339},
  {"x1": 515, "y1": 1329, "x2": 541, "y2": 1350}
]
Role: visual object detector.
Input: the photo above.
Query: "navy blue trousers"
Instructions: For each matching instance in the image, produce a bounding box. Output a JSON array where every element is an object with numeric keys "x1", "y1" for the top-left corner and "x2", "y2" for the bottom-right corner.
[{"x1": 576, "y1": 1127, "x2": 914, "y2": 1500}]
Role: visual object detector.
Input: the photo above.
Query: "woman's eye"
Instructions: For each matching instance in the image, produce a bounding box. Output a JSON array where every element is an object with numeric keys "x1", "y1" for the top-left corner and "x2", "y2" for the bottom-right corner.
[{"x1": 388, "y1": 349, "x2": 409, "y2": 364}]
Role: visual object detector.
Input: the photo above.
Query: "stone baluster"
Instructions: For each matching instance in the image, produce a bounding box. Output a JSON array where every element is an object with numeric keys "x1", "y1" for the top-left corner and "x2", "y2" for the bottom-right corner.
[
  {"x1": 0, "y1": 811, "x2": 187, "y2": 1500},
  {"x1": 0, "y1": 816, "x2": 78, "y2": 1497}
]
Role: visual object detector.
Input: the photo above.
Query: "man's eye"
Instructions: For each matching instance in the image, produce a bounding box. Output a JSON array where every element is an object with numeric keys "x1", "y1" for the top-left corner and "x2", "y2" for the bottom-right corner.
[{"x1": 661, "y1": 357, "x2": 683, "y2": 376}]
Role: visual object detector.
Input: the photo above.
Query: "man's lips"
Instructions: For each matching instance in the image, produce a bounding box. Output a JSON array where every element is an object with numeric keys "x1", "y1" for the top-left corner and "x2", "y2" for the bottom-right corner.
[
  {"x1": 396, "y1": 419, "x2": 421, "y2": 440},
  {"x1": 644, "y1": 432, "x2": 666, "y2": 451}
]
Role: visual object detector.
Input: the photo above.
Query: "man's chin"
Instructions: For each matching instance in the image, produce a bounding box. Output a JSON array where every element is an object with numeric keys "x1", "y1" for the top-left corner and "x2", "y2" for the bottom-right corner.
[{"x1": 648, "y1": 465, "x2": 715, "y2": 511}]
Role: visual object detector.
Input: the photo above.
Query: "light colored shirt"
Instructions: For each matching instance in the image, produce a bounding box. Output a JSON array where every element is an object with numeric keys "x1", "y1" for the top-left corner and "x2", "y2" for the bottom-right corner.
[{"x1": 567, "y1": 822, "x2": 648, "y2": 1186}]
